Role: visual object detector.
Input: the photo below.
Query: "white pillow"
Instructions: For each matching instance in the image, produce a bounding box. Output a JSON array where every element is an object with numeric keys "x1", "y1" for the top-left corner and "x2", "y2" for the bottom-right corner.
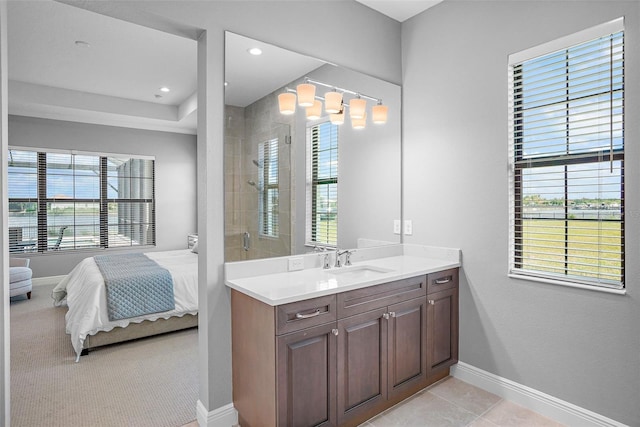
[{"x1": 191, "y1": 240, "x2": 199, "y2": 254}]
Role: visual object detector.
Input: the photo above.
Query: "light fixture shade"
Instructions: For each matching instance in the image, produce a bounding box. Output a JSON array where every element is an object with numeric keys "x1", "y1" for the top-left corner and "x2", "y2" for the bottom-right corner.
[
  {"x1": 306, "y1": 100, "x2": 322, "y2": 120},
  {"x1": 372, "y1": 104, "x2": 388, "y2": 124},
  {"x1": 349, "y1": 98, "x2": 367, "y2": 119},
  {"x1": 278, "y1": 92, "x2": 297, "y2": 115},
  {"x1": 324, "y1": 91, "x2": 343, "y2": 114},
  {"x1": 296, "y1": 83, "x2": 316, "y2": 107},
  {"x1": 351, "y1": 112, "x2": 367, "y2": 129},
  {"x1": 330, "y1": 112, "x2": 345, "y2": 125}
]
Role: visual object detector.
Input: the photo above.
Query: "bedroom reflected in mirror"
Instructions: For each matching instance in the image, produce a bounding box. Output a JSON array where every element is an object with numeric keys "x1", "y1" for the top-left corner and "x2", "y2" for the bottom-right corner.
[{"x1": 224, "y1": 32, "x2": 402, "y2": 262}]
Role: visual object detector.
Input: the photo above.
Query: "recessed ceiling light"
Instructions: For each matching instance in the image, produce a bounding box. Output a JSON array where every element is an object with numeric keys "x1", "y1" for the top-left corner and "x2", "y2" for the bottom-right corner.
[
  {"x1": 159, "y1": 87, "x2": 170, "y2": 93},
  {"x1": 248, "y1": 47, "x2": 262, "y2": 56},
  {"x1": 74, "y1": 40, "x2": 90, "y2": 48}
]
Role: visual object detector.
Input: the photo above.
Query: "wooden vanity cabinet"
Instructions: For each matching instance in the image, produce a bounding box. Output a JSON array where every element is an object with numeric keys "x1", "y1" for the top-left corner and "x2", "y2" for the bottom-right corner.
[
  {"x1": 232, "y1": 291, "x2": 337, "y2": 427},
  {"x1": 336, "y1": 276, "x2": 428, "y2": 426},
  {"x1": 426, "y1": 268, "x2": 459, "y2": 376},
  {"x1": 231, "y1": 268, "x2": 459, "y2": 427},
  {"x1": 277, "y1": 322, "x2": 337, "y2": 427},
  {"x1": 337, "y1": 296, "x2": 429, "y2": 426}
]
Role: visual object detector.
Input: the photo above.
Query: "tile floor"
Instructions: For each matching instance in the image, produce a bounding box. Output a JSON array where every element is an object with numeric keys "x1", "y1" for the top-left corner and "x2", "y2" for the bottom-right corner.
[
  {"x1": 363, "y1": 377, "x2": 564, "y2": 426},
  {"x1": 180, "y1": 376, "x2": 565, "y2": 427}
]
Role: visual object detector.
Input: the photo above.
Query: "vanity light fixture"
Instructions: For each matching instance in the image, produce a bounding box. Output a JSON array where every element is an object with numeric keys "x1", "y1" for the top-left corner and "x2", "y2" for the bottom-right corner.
[
  {"x1": 372, "y1": 102, "x2": 388, "y2": 124},
  {"x1": 278, "y1": 91, "x2": 296, "y2": 115},
  {"x1": 330, "y1": 111, "x2": 345, "y2": 125},
  {"x1": 351, "y1": 112, "x2": 367, "y2": 129},
  {"x1": 306, "y1": 100, "x2": 323, "y2": 120},
  {"x1": 296, "y1": 83, "x2": 316, "y2": 107},
  {"x1": 349, "y1": 96, "x2": 366, "y2": 120},
  {"x1": 278, "y1": 77, "x2": 388, "y2": 130},
  {"x1": 324, "y1": 90, "x2": 343, "y2": 114}
]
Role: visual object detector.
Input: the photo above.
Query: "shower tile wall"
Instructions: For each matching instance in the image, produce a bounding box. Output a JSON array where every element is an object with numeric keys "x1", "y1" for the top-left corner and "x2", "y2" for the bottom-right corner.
[
  {"x1": 225, "y1": 105, "x2": 246, "y2": 261},
  {"x1": 225, "y1": 88, "x2": 295, "y2": 262}
]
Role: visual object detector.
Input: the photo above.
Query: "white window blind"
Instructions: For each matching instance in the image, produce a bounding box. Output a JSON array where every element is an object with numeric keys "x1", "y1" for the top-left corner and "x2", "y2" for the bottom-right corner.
[
  {"x1": 508, "y1": 22, "x2": 624, "y2": 290},
  {"x1": 258, "y1": 138, "x2": 279, "y2": 238},
  {"x1": 306, "y1": 120, "x2": 338, "y2": 247}
]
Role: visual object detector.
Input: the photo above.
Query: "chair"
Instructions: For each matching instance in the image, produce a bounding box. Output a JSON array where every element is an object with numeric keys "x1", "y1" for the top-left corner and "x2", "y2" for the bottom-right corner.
[
  {"x1": 52, "y1": 226, "x2": 68, "y2": 250},
  {"x1": 10, "y1": 258, "x2": 32, "y2": 300}
]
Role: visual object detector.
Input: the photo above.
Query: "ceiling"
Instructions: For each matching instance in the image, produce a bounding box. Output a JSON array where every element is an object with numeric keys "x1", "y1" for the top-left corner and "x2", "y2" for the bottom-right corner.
[
  {"x1": 7, "y1": 1, "x2": 441, "y2": 136},
  {"x1": 224, "y1": 33, "x2": 325, "y2": 108},
  {"x1": 355, "y1": 0, "x2": 443, "y2": 22},
  {"x1": 8, "y1": 1, "x2": 198, "y2": 134}
]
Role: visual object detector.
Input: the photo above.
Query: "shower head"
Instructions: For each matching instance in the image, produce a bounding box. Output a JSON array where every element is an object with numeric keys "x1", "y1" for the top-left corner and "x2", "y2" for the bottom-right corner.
[
  {"x1": 252, "y1": 159, "x2": 261, "y2": 168},
  {"x1": 247, "y1": 180, "x2": 256, "y2": 186}
]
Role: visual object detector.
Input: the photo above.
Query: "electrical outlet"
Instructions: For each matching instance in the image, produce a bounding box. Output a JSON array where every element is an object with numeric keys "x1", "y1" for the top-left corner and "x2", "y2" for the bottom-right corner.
[
  {"x1": 288, "y1": 257, "x2": 304, "y2": 271},
  {"x1": 404, "y1": 219, "x2": 413, "y2": 235},
  {"x1": 393, "y1": 219, "x2": 401, "y2": 234}
]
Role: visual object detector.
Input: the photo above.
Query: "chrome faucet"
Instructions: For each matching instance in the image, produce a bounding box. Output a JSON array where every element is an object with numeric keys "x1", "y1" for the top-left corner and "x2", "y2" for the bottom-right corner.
[
  {"x1": 344, "y1": 250, "x2": 353, "y2": 266},
  {"x1": 335, "y1": 249, "x2": 354, "y2": 268},
  {"x1": 322, "y1": 252, "x2": 331, "y2": 269}
]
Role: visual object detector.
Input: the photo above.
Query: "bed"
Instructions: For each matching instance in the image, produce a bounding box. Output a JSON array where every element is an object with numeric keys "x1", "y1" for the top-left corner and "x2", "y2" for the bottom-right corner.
[{"x1": 52, "y1": 249, "x2": 198, "y2": 361}]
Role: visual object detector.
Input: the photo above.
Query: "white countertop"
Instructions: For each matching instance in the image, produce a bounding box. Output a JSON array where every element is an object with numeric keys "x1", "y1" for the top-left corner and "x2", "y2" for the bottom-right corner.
[{"x1": 225, "y1": 244, "x2": 461, "y2": 306}]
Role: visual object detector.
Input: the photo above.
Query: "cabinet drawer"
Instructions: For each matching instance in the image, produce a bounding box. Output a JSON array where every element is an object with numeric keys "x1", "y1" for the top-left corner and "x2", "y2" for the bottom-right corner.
[
  {"x1": 276, "y1": 295, "x2": 337, "y2": 335},
  {"x1": 337, "y1": 275, "x2": 427, "y2": 319},
  {"x1": 427, "y1": 268, "x2": 458, "y2": 294}
]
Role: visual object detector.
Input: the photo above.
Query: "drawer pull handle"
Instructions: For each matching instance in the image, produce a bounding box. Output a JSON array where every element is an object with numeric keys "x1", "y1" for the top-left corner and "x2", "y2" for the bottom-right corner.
[
  {"x1": 434, "y1": 277, "x2": 451, "y2": 285},
  {"x1": 332, "y1": 328, "x2": 339, "y2": 336},
  {"x1": 296, "y1": 309, "x2": 321, "y2": 319},
  {"x1": 428, "y1": 300, "x2": 435, "y2": 305}
]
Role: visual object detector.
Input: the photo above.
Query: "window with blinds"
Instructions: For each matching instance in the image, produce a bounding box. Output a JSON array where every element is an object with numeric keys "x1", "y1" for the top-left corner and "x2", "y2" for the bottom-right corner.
[
  {"x1": 8, "y1": 148, "x2": 155, "y2": 252},
  {"x1": 258, "y1": 138, "x2": 279, "y2": 238},
  {"x1": 508, "y1": 20, "x2": 624, "y2": 290},
  {"x1": 306, "y1": 120, "x2": 338, "y2": 247}
]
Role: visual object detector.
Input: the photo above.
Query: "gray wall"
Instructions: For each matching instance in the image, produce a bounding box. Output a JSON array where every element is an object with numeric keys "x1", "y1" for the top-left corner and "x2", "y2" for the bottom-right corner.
[
  {"x1": 402, "y1": 1, "x2": 639, "y2": 425},
  {"x1": 8, "y1": 115, "x2": 197, "y2": 278}
]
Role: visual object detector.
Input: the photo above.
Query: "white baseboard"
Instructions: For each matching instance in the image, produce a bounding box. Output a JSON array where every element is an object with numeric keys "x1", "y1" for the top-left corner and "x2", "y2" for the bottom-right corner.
[
  {"x1": 196, "y1": 400, "x2": 238, "y2": 427},
  {"x1": 32, "y1": 275, "x2": 65, "y2": 286},
  {"x1": 451, "y1": 362, "x2": 627, "y2": 427}
]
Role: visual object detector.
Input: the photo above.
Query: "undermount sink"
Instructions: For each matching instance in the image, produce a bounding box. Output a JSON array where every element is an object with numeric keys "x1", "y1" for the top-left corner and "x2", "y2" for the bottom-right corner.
[{"x1": 327, "y1": 265, "x2": 394, "y2": 279}]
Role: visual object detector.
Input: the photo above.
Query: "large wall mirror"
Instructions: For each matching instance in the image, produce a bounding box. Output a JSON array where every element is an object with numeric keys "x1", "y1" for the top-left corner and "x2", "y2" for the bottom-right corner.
[{"x1": 224, "y1": 32, "x2": 401, "y2": 262}]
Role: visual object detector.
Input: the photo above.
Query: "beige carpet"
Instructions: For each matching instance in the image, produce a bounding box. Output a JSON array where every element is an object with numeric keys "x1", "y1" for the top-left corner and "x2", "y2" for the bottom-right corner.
[{"x1": 10, "y1": 281, "x2": 198, "y2": 427}]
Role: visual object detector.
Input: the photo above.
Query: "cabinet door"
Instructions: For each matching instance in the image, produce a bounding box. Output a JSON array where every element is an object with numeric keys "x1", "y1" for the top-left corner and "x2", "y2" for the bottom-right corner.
[
  {"x1": 427, "y1": 287, "x2": 459, "y2": 377},
  {"x1": 277, "y1": 323, "x2": 337, "y2": 427},
  {"x1": 337, "y1": 308, "x2": 388, "y2": 426},
  {"x1": 387, "y1": 297, "x2": 427, "y2": 399}
]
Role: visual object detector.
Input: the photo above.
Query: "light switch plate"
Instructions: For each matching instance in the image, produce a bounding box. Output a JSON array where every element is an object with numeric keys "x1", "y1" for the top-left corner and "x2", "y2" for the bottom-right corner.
[
  {"x1": 404, "y1": 219, "x2": 413, "y2": 235},
  {"x1": 393, "y1": 219, "x2": 401, "y2": 234},
  {"x1": 288, "y1": 257, "x2": 304, "y2": 271}
]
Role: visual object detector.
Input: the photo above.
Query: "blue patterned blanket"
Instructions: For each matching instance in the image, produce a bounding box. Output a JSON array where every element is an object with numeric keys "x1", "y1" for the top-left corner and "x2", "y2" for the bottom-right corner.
[{"x1": 94, "y1": 253, "x2": 175, "y2": 321}]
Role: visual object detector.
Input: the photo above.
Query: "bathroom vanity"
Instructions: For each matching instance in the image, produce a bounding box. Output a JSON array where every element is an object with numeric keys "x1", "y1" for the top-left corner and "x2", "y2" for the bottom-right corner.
[{"x1": 225, "y1": 245, "x2": 460, "y2": 427}]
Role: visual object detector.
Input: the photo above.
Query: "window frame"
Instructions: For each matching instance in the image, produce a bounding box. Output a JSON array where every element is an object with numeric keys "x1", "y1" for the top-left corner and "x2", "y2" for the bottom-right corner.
[
  {"x1": 305, "y1": 119, "x2": 339, "y2": 248},
  {"x1": 507, "y1": 18, "x2": 625, "y2": 293},
  {"x1": 257, "y1": 138, "x2": 279, "y2": 239},
  {"x1": 8, "y1": 146, "x2": 156, "y2": 253}
]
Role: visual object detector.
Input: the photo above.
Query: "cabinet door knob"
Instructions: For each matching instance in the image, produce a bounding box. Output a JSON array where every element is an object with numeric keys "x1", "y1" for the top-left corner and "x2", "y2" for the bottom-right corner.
[
  {"x1": 389, "y1": 311, "x2": 396, "y2": 318},
  {"x1": 332, "y1": 328, "x2": 339, "y2": 336},
  {"x1": 382, "y1": 313, "x2": 390, "y2": 320},
  {"x1": 428, "y1": 300, "x2": 435, "y2": 305}
]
